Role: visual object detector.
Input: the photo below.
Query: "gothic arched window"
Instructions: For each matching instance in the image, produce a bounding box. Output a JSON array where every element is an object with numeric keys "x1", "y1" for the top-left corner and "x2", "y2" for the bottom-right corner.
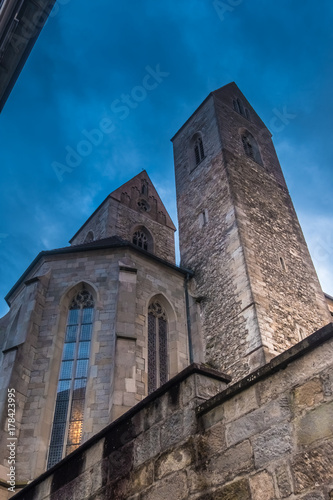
[
  {"x1": 148, "y1": 302, "x2": 168, "y2": 394},
  {"x1": 133, "y1": 230, "x2": 148, "y2": 250},
  {"x1": 47, "y1": 289, "x2": 94, "y2": 469},
  {"x1": 194, "y1": 136, "x2": 205, "y2": 165},
  {"x1": 241, "y1": 131, "x2": 263, "y2": 165},
  {"x1": 132, "y1": 225, "x2": 154, "y2": 252}
]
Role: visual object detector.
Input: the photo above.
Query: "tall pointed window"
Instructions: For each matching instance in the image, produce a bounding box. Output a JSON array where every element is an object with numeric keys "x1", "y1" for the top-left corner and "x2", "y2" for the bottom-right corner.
[
  {"x1": 148, "y1": 302, "x2": 168, "y2": 394},
  {"x1": 47, "y1": 290, "x2": 94, "y2": 469},
  {"x1": 141, "y1": 179, "x2": 148, "y2": 196},
  {"x1": 194, "y1": 136, "x2": 205, "y2": 165},
  {"x1": 241, "y1": 131, "x2": 263, "y2": 165}
]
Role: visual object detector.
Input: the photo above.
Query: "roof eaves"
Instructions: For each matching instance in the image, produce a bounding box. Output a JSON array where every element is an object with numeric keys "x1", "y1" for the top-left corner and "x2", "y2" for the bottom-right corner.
[{"x1": 5, "y1": 240, "x2": 193, "y2": 306}]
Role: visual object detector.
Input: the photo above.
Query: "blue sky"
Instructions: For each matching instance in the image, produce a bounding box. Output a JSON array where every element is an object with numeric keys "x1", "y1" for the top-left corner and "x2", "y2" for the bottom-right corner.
[{"x1": 0, "y1": 0, "x2": 332, "y2": 317}]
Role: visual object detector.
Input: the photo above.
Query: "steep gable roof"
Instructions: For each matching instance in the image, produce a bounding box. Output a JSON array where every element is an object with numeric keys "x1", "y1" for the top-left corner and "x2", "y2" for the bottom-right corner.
[{"x1": 110, "y1": 170, "x2": 176, "y2": 230}]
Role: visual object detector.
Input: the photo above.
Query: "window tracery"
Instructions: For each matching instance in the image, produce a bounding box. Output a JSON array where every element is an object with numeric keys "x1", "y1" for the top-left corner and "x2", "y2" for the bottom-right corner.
[
  {"x1": 47, "y1": 289, "x2": 94, "y2": 469},
  {"x1": 133, "y1": 230, "x2": 148, "y2": 251},
  {"x1": 137, "y1": 199, "x2": 150, "y2": 212}
]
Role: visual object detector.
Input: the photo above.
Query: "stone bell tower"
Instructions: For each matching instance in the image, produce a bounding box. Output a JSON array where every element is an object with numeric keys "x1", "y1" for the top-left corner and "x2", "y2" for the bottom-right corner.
[{"x1": 172, "y1": 82, "x2": 331, "y2": 380}]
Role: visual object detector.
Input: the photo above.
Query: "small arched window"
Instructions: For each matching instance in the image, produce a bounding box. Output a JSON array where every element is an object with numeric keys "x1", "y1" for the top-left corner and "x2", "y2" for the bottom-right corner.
[
  {"x1": 241, "y1": 131, "x2": 263, "y2": 165},
  {"x1": 148, "y1": 301, "x2": 168, "y2": 394},
  {"x1": 84, "y1": 231, "x2": 94, "y2": 243},
  {"x1": 194, "y1": 136, "x2": 205, "y2": 166},
  {"x1": 132, "y1": 226, "x2": 153, "y2": 252},
  {"x1": 47, "y1": 289, "x2": 94, "y2": 469},
  {"x1": 141, "y1": 179, "x2": 148, "y2": 196},
  {"x1": 237, "y1": 98, "x2": 245, "y2": 116},
  {"x1": 133, "y1": 229, "x2": 148, "y2": 250}
]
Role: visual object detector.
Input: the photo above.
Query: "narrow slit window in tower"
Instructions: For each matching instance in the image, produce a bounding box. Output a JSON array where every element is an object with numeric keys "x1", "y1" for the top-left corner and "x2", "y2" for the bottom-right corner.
[
  {"x1": 241, "y1": 131, "x2": 263, "y2": 165},
  {"x1": 194, "y1": 137, "x2": 205, "y2": 166}
]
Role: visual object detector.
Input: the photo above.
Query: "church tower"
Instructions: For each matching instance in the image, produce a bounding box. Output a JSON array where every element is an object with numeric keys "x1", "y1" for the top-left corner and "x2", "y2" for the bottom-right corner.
[{"x1": 172, "y1": 82, "x2": 331, "y2": 379}]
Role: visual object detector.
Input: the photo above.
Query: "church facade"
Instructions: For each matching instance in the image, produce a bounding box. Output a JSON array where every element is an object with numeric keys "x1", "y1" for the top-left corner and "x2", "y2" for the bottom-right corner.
[{"x1": 0, "y1": 83, "x2": 332, "y2": 498}]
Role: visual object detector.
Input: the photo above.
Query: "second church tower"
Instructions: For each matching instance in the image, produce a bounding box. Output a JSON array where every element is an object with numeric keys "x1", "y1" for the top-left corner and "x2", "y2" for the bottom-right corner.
[{"x1": 172, "y1": 82, "x2": 330, "y2": 380}]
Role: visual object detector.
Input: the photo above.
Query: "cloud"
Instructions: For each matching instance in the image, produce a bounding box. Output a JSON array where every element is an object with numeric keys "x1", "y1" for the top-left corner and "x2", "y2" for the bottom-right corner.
[{"x1": 0, "y1": 0, "x2": 332, "y2": 319}]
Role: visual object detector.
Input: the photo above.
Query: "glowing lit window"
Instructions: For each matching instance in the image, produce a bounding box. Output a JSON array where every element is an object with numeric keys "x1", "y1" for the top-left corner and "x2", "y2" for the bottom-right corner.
[
  {"x1": 148, "y1": 302, "x2": 168, "y2": 394},
  {"x1": 47, "y1": 290, "x2": 94, "y2": 469}
]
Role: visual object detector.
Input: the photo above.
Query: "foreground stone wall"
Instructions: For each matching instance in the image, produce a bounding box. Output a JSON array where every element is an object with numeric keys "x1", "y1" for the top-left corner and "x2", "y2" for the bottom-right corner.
[{"x1": 10, "y1": 323, "x2": 333, "y2": 500}]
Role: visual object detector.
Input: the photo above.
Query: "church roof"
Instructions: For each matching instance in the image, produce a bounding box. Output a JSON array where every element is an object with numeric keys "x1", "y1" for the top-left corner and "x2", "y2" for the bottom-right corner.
[
  {"x1": 171, "y1": 82, "x2": 268, "y2": 141},
  {"x1": 5, "y1": 236, "x2": 192, "y2": 306},
  {"x1": 69, "y1": 170, "x2": 175, "y2": 243},
  {"x1": 110, "y1": 170, "x2": 176, "y2": 231}
]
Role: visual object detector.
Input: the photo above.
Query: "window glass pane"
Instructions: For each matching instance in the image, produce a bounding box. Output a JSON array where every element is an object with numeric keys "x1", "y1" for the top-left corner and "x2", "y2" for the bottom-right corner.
[
  {"x1": 73, "y1": 378, "x2": 87, "y2": 390},
  {"x1": 53, "y1": 399, "x2": 69, "y2": 423},
  {"x1": 62, "y1": 342, "x2": 75, "y2": 360},
  {"x1": 148, "y1": 313, "x2": 157, "y2": 394},
  {"x1": 65, "y1": 325, "x2": 77, "y2": 342},
  {"x1": 78, "y1": 341, "x2": 90, "y2": 359},
  {"x1": 49, "y1": 422, "x2": 66, "y2": 447},
  {"x1": 66, "y1": 444, "x2": 80, "y2": 456},
  {"x1": 159, "y1": 318, "x2": 168, "y2": 386},
  {"x1": 82, "y1": 307, "x2": 93, "y2": 324},
  {"x1": 56, "y1": 380, "x2": 70, "y2": 400},
  {"x1": 70, "y1": 398, "x2": 85, "y2": 421},
  {"x1": 48, "y1": 446, "x2": 63, "y2": 468},
  {"x1": 80, "y1": 324, "x2": 92, "y2": 341},
  {"x1": 76, "y1": 359, "x2": 88, "y2": 378},
  {"x1": 59, "y1": 360, "x2": 73, "y2": 380},
  {"x1": 68, "y1": 309, "x2": 79, "y2": 325},
  {"x1": 67, "y1": 420, "x2": 83, "y2": 445},
  {"x1": 73, "y1": 379, "x2": 86, "y2": 399}
]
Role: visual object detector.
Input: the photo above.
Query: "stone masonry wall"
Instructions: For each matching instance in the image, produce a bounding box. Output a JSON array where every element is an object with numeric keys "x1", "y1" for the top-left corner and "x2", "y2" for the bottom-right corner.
[
  {"x1": 70, "y1": 198, "x2": 176, "y2": 265},
  {"x1": 69, "y1": 171, "x2": 176, "y2": 264},
  {"x1": 9, "y1": 323, "x2": 333, "y2": 500},
  {"x1": 108, "y1": 198, "x2": 176, "y2": 264},
  {"x1": 213, "y1": 88, "x2": 331, "y2": 356},
  {"x1": 173, "y1": 84, "x2": 331, "y2": 380},
  {"x1": 173, "y1": 95, "x2": 265, "y2": 380},
  {"x1": 70, "y1": 199, "x2": 110, "y2": 245},
  {"x1": 0, "y1": 245, "x2": 188, "y2": 488}
]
